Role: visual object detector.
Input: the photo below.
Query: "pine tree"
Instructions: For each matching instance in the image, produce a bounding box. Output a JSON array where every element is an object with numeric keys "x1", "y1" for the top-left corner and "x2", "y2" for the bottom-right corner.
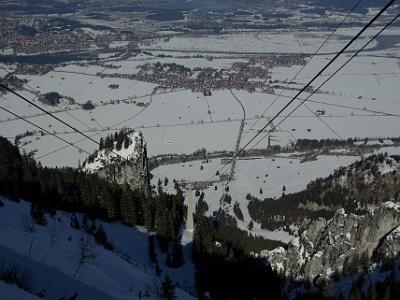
[
  {"x1": 319, "y1": 279, "x2": 332, "y2": 299},
  {"x1": 120, "y1": 184, "x2": 144, "y2": 226},
  {"x1": 70, "y1": 214, "x2": 80, "y2": 229},
  {"x1": 148, "y1": 235, "x2": 157, "y2": 264},
  {"x1": 161, "y1": 276, "x2": 175, "y2": 300},
  {"x1": 104, "y1": 136, "x2": 113, "y2": 149},
  {"x1": 30, "y1": 202, "x2": 47, "y2": 226},
  {"x1": 166, "y1": 241, "x2": 184, "y2": 268},
  {"x1": 115, "y1": 140, "x2": 122, "y2": 151},
  {"x1": 359, "y1": 251, "x2": 370, "y2": 272},
  {"x1": 123, "y1": 137, "x2": 130, "y2": 149},
  {"x1": 248, "y1": 221, "x2": 253, "y2": 231},
  {"x1": 94, "y1": 225, "x2": 113, "y2": 250},
  {"x1": 233, "y1": 202, "x2": 244, "y2": 221},
  {"x1": 381, "y1": 282, "x2": 391, "y2": 300},
  {"x1": 349, "y1": 286, "x2": 362, "y2": 300},
  {"x1": 368, "y1": 284, "x2": 378, "y2": 300}
]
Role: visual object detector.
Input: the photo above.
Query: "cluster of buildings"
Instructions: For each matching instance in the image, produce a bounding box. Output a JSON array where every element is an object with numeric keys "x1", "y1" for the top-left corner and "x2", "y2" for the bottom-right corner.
[
  {"x1": 16, "y1": 64, "x2": 53, "y2": 75},
  {"x1": 0, "y1": 18, "x2": 136, "y2": 56},
  {"x1": 98, "y1": 53, "x2": 306, "y2": 95},
  {"x1": 0, "y1": 24, "x2": 94, "y2": 55}
]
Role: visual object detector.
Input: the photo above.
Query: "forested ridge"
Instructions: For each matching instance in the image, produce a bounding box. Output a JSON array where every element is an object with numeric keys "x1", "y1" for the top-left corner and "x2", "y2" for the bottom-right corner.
[
  {"x1": 248, "y1": 153, "x2": 400, "y2": 231},
  {"x1": 0, "y1": 136, "x2": 183, "y2": 248},
  {"x1": 192, "y1": 209, "x2": 284, "y2": 299}
]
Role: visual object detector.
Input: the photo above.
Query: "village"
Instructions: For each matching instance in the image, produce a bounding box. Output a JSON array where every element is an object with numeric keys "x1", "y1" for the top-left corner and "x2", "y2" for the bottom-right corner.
[{"x1": 94, "y1": 53, "x2": 308, "y2": 95}]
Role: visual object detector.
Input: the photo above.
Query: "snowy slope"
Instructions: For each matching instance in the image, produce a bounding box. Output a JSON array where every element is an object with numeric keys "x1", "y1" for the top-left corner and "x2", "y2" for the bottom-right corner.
[
  {"x1": 0, "y1": 281, "x2": 40, "y2": 300},
  {"x1": 0, "y1": 245, "x2": 116, "y2": 300},
  {"x1": 0, "y1": 197, "x2": 195, "y2": 300}
]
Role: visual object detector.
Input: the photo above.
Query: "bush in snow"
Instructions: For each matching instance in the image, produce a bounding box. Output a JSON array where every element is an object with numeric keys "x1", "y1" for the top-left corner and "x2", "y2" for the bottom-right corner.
[
  {"x1": 0, "y1": 261, "x2": 32, "y2": 292},
  {"x1": 30, "y1": 203, "x2": 47, "y2": 226},
  {"x1": 94, "y1": 225, "x2": 114, "y2": 251}
]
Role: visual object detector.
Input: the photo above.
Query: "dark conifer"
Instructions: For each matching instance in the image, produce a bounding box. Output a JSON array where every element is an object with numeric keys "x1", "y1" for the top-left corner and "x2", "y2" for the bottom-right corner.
[{"x1": 161, "y1": 276, "x2": 175, "y2": 300}]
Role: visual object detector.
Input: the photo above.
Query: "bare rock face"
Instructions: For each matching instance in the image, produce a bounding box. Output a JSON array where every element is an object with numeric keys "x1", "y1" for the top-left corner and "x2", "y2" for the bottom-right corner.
[
  {"x1": 261, "y1": 247, "x2": 287, "y2": 274},
  {"x1": 374, "y1": 225, "x2": 400, "y2": 259},
  {"x1": 82, "y1": 131, "x2": 150, "y2": 193},
  {"x1": 261, "y1": 202, "x2": 400, "y2": 281}
]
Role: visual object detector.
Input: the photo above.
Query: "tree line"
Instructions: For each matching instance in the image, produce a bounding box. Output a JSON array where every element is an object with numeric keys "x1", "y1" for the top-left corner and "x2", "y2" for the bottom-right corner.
[
  {"x1": 0, "y1": 136, "x2": 183, "y2": 251},
  {"x1": 192, "y1": 208, "x2": 285, "y2": 299}
]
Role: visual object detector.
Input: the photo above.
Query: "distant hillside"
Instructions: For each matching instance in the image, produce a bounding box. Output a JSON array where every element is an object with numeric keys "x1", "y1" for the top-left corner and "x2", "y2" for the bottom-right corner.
[
  {"x1": 255, "y1": 152, "x2": 400, "y2": 299},
  {"x1": 309, "y1": 0, "x2": 391, "y2": 13},
  {"x1": 248, "y1": 152, "x2": 400, "y2": 232}
]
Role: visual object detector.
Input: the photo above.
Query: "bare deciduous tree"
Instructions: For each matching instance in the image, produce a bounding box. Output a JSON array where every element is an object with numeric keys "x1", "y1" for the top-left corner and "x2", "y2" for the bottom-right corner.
[
  {"x1": 73, "y1": 233, "x2": 97, "y2": 278},
  {"x1": 20, "y1": 213, "x2": 35, "y2": 233},
  {"x1": 49, "y1": 219, "x2": 58, "y2": 245}
]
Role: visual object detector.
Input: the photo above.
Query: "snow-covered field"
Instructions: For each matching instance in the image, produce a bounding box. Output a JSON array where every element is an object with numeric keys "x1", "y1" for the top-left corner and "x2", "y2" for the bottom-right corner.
[
  {"x1": 139, "y1": 28, "x2": 400, "y2": 54},
  {"x1": 17, "y1": 71, "x2": 156, "y2": 106},
  {"x1": 0, "y1": 29, "x2": 399, "y2": 214},
  {"x1": 0, "y1": 197, "x2": 195, "y2": 299}
]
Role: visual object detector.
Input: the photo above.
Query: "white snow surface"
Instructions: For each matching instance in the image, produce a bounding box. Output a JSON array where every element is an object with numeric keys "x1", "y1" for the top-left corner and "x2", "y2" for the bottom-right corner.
[
  {"x1": 0, "y1": 197, "x2": 195, "y2": 300},
  {"x1": 382, "y1": 201, "x2": 400, "y2": 211},
  {"x1": 1, "y1": 37, "x2": 400, "y2": 168},
  {"x1": 141, "y1": 28, "x2": 380, "y2": 54},
  {"x1": 0, "y1": 281, "x2": 40, "y2": 300}
]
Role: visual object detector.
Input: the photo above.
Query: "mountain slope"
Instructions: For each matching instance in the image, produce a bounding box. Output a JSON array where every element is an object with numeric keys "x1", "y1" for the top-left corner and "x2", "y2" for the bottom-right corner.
[
  {"x1": 0, "y1": 197, "x2": 195, "y2": 300},
  {"x1": 263, "y1": 202, "x2": 400, "y2": 280},
  {"x1": 256, "y1": 153, "x2": 400, "y2": 298}
]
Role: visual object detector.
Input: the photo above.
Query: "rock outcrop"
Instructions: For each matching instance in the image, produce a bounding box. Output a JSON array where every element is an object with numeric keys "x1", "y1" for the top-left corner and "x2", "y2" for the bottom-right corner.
[
  {"x1": 82, "y1": 130, "x2": 150, "y2": 193},
  {"x1": 262, "y1": 202, "x2": 400, "y2": 281}
]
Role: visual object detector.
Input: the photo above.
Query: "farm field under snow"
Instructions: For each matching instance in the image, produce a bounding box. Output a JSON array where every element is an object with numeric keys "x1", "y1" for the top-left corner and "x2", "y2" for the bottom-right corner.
[
  {"x1": 0, "y1": 29, "x2": 399, "y2": 168},
  {"x1": 0, "y1": 197, "x2": 195, "y2": 299},
  {"x1": 140, "y1": 28, "x2": 400, "y2": 54},
  {"x1": 17, "y1": 71, "x2": 157, "y2": 106}
]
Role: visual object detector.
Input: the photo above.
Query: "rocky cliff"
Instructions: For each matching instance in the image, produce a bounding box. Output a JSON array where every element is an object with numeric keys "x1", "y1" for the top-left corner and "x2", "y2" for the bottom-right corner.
[
  {"x1": 82, "y1": 130, "x2": 150, "y2": 193},
  {"x1": 262, "y1": 201, "x2": 400, "y2": 281}
]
